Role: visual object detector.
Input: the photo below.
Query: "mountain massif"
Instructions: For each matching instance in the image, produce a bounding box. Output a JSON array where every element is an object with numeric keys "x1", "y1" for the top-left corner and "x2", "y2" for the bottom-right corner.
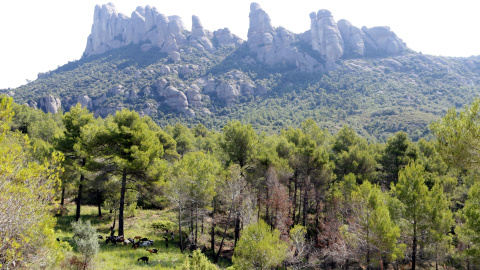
[{"x1": 4, "y1": 2, "x2": 480, "y2": 140}]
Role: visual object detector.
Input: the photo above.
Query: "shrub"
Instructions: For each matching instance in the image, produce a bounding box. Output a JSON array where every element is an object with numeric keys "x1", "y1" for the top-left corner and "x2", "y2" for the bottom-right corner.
[
  {"x1": 151, "y1": 220, "x2": 176, "y2": 232},
  {"x1": 181, "y1": 249, "x2": 217, "y2": 270},
  {"x1": 71, "y1": 219, "x2": 99, "y2": 269}
]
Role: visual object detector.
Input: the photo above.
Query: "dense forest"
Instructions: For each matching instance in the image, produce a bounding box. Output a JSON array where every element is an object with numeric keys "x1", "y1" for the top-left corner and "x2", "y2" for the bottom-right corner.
[
  {"x1": 5, "y1": 43, "x2": 480, "y2": 142},
  {"x1": 2, "y1": 95, "x2": 480, "y2": 269}
]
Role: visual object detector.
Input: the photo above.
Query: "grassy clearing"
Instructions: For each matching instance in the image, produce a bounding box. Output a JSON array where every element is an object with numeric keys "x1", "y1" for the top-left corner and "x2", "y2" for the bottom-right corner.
[{"x1": 53, "y1": 204, "x2": 205, "y2": 269}]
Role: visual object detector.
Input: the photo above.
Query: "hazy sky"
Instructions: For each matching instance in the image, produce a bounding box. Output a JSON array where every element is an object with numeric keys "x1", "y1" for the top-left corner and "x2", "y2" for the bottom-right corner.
[{"x1": 1, "y1": 0, "x2": 479, "y2": 89}]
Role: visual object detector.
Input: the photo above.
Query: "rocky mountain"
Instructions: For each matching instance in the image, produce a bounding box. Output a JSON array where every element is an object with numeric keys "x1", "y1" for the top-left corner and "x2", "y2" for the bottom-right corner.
[{"x1": 4, "y1": 2, "x2": 480, "y2": 140}]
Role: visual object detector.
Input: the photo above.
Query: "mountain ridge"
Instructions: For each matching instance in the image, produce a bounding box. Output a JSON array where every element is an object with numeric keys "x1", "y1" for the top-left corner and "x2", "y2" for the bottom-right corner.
[{"x1": 3, "y1": 2, "x2": 480, "y2": 141}]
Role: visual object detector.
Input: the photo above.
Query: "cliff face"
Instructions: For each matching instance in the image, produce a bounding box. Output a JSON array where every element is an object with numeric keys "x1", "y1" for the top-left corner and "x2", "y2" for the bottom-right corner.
[
  {"x1": 84, "y1": 2, "x2": 408, "y2": 67},
  {"x1": 23, "y1": 2, "x2": 411, "y2": 117},
  {"x1": 83, "y1": 3, "x2": 238, "y2": 56}
]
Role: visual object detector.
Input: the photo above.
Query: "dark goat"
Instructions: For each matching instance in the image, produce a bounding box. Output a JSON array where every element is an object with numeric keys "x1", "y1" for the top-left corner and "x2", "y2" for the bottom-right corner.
[
  {"x1": 106, "y1": 235, "x2": 124, "y2": 244},
  {"x1": 137, "y1": 256, "x2": 149, "y2": 264}
]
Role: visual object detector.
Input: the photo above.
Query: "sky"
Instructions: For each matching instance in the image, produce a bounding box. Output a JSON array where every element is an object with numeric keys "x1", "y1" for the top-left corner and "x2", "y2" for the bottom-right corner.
[{"x1": 1, "y1": 0, "x2": 480, "y2": 89}]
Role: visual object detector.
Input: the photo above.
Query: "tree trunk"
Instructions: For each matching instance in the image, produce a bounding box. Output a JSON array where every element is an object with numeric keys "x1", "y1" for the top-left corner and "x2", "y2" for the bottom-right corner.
[
  {"x1": 75, "y1": 158, "x2": 86, "y2": 221},
  {"x1": 97, "y1": 189, "x2": 102, "y2": 217},
  {"x1": 366, "y1": 229, "x2": 370, "y2": 270},
  {"x1": 215, "y1": 202, "x2": 234, "y2": 263},
  {"x1": 190, "y1": 208, "x2": 194, "y2": 233},
  {"x1": 234, "y1": 213, "x2": 240, "y2": 247},
  {"x1": 118, "y1": 168, "x2": 127, "y2": 236},
  {"x1": 257, "y1": 192, "x2": 261, "y2": 221},
  {"x1": 211, "y1": 198, "x2": 216, "y2": 258},
  {"x1": 178, "y1": 204, "x2": 184, "y2": 253},
  {"x1": 195, "y1": 205, "x2": 198, "y2": 246},
  {"x1": 302, "y1": 176, "x2": 310, "y2": 227},
  {"x1": 266, "y1": 184, "x2": 270, "y2": 226},
  {"x1": 75, "y1": 180, "x2": 83, "y2": 221},
  {"x1": 111, "y1": 209, "x2": 116, "y2": 233},
  {"x1": 60, "y1": 186, "x2": 65, "y2": 206},
  {"x1": 296, "y1": 186, "x2": 302, "y2": 225},
  {"x1": 412, "y1": 222, "x2": 417, "y2": 270},
  {"x1": 292, "y1": 173, "x2": 298, "y2": 224}
]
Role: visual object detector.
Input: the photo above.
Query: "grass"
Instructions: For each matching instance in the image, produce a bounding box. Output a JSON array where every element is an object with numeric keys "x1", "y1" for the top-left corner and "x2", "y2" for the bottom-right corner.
[{"x1": 53, "y1": 204, "x2": 201, "y2": 269}]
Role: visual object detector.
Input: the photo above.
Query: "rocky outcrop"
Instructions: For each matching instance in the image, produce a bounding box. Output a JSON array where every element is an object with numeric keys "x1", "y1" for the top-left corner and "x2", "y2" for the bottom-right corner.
[
  {"x1": 337, "y1": 19, "x2": 364, "y2": 57},
  {"x1": 84, "y1": 3, "x2": 188, "y2": 56},
  {"x1": 310, "y1": 10, "x2": 344, "y2": 69},
  {"x1": 155, "y1": 78, "x2": 194, "y2": 116},
  {"x1": 216, "y1": 82, "x2": 240, "y2": 106},
  {"x1": 213, "y1": 28, "x2": 244, "y2": 47},
  {"x1": 84, "y1": 2, "x2": 409, "y2": 69},
  {"x1": 163, "y1": 86, "x2": 189, "y2": 111},
  {"x1": 140, "y1": 101, "x2": 158, "y2": 117},
  {"x1": 108, "y1": 84, "x2": 125, "y2": 96},
  {"x1": 38, "y1": 95, "x2": 62, "y2": 114},
  {"x1": 189, "y1": 16, "x2": 215, "y2": 52},
  {"x1": 77, "y1": 95, "x2": 93, "y2": 111},
  {"x1": 247, "y1": 3, "x2": 274, "y2": 52},
  {"x1": 361, "y1": 26, "x2": 407, "y2": 56},
  {"x1": 185, "y1": 84, "x2": 202, "y2": 107},
  {"x1": 247, "y1": 3, "x2": 322, "y2": 71}
]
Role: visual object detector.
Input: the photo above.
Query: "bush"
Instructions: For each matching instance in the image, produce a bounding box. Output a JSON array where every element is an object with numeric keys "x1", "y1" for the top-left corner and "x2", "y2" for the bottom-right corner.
[
  {"x1": 151, "y1": 220, "x2": 176, "y2": 232},
  {"x1": 71, "y1": 219, "x2": 99, "y2": 269},
  {"x1": 232, "y1": 220, "x2": 288, "y2": 270},
  {"x1": 181, "y1": 249, "x2": 218, "y2": 270}
]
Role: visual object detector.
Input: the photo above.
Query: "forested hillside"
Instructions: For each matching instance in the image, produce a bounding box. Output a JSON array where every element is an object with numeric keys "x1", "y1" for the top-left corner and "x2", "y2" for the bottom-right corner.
[
  {"x1": 2, "y1": 96, "x2": 480, "y2": 269},
  {"x1": 4, "y1": 2, "x2": 480, "y2": 142},
  {"x1": 7, "y1": 43, "x2": 480, "y2": 142},
  {"x1": 3, "y1": 2, "x2": 480, "y2": 269}
]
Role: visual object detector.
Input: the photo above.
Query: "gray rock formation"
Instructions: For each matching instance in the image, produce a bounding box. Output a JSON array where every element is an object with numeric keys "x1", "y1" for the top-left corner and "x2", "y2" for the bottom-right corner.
[
  {"x1": 93, "y1": 93, "x2": 107, "y2": 108},
  {"x1": 216, "y1": 81, "x2": 240, "y2": 106},
  {"x1": 38, "y1": 95, "x2": 62, "y2": 114},
  {"x1": 108, "y1": 84, "x2": 125, "y2": 96},
  {"x1": 213, "y1": 28, "x2": 244, "y2": 47},
  {"x1": 310, "y1": 10, "x2": 344, "y2": 69},
  {"x1": 337, "y1": 19, "x2": 364, "y2": 57},
  {"x1": 163, "y1": 86, "x2": 189, "y2": 111},
  {"x1": 95, "y1": 104, "x2": 125, "y2": 118},
  {"x1": 77, "y1": 95, "x2": 93, "y2": 111},
  {"x1": 247, "y1": 3, "x2": 322, "y2": 71},
  {"x1": 247, "y1": 2, "x2": 275, "y2": 64},
  {"x1": 155, "y1": 78, "x2": 191, "y2": 113},
  {"x1": 241, "y1": 83, "x2": 255, "y2": 95},
  {"x1": 28, "y1": 101, "x2": 38, "y2": 110},
  {"x1": 185, "y1": 84, "x2": 202, "y2": 107},
  {"x1": 125, "y1": 90, "x2": 139, "y2": 100},
  {"x1": 84, "y1": 3, "x2": 188, "y2": 56},
  {"x1": 159, "y1": 65, "x2": 173, "y2": 75},
  {"x1": 140, "y1": 101, "x2": 158, "y2": 116},
  {"x1": 362, "y1": 26, "x2": 406, "y2": 55},
  {"x1": 189, "y1": 16, "x2": 215, "y2": 52},
  {"x1": 169, "y1": 51, "x2": 181, "y2": 63}
]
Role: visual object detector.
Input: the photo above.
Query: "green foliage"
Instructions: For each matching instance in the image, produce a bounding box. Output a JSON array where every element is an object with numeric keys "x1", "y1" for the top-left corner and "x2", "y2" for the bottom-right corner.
[
  {"x1": 0, "y1": 97, "x2": 66, "y2": 268},
  {"x1": 431, "y1": 97, "x2": 480, "y2": 169},
  {"x1": 71, "y1": 219, "x2": 100, "y2": 267},
  {"x1": 380, "y1": 132, "x2": 417, "y2": 186},
  {"x1": 346, "y1": 181, "x2": 405, "y2": 266},
  {"x1": 220, "y1": 120, "x2": 258, "y2": 168},
  {"x1": 232, "y1": 220, "x2": 288, "y2": 270},
  {"x1": 457, "y1": 183, "x2": 480, "y2": 263},
  {"x1": 181, "y1": 249, "x2": 218, "y2": 270},
  {"x1": 151, "y1": 220, "x2": 176, "y2": 232}
]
